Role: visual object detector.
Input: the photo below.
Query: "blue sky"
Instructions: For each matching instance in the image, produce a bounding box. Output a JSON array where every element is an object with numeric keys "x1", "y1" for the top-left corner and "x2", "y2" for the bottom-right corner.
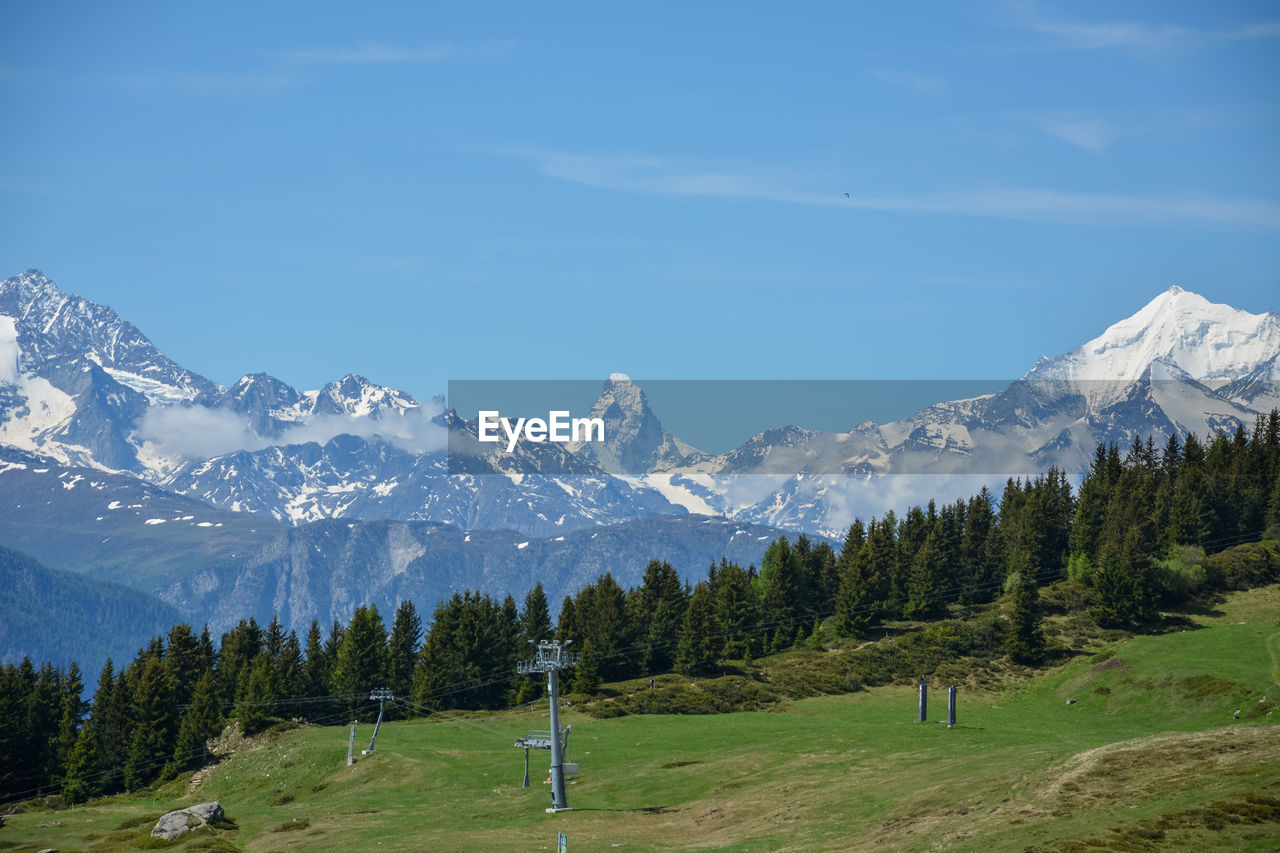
[{"x1": 2, "y1": 1, "x2": 1278, "y2": 400}]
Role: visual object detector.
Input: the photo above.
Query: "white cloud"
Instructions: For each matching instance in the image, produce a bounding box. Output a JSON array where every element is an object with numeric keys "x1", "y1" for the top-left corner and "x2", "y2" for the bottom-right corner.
[
  {"x1": 138, "y1": 405, "x2": 267, "y2": 461},
  {"x1": 1012, "y1": 3, "x2": 1280, "y2": 53},
  {"x1": 518, "y1": 149, "x2": 1280, "y2": 229},
  {"x1": 1031, "y1": 115, "x2": 1116, "y2": 154},
  {"x1": 137, "y1": 397, "x2": 447, "y2": 463},
  {"x1": 277, "y1": 405, "x2": 447, "y2": 455}
]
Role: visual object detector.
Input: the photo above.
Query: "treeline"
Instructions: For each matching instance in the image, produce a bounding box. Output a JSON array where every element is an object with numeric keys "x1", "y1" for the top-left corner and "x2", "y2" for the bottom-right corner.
[{"x1": 3, "y1": 414, "x2": 1278, "y2": 806}]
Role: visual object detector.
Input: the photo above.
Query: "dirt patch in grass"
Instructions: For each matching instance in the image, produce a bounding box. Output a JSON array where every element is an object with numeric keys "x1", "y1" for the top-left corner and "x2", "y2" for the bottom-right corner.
[
  {"x1": 1175, "y1": 674, "x2": 1235, "y2": 698},
  {"x1": 269, "y1": 817, "x2": 310, "y2": 833},
  {"x1": 1041, "y1": 725, "x2": 1278, "y2": 809}
]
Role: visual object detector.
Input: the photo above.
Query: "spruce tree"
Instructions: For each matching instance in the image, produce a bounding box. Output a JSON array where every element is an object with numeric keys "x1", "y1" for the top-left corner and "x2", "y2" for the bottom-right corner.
[
  {"x1": 165, "y1": 670, "x2": 222, "y2": 778},
  {"x1": 635, "y1": 560, "x2": 688, "y2": 674},
  {"x1": 1005, "y1": 557, "x2": 1045, "y2": 664},
  {"x1": 61, "y1": 724, "x2": 100, "y2": 804},
  {"x1": 570, "y1": 639, "x2": 601, "y2": 695},
  {"x1": 674, "y1": 582, "x2": 717, "y2": 675},
  {"x1": 711, "y1": 560, "x2": 760, "y2": 660},
  {"x1": 54, "y1": 662, "x2": 85, "y2": 783},
  {"x1": 234, "y1": 656, "x2": 275, "y2": 736},
  {"x1": 333, "y1": 605, "x2": 390, "y2": 718},
  {"x1": 834, "y1": 542, "x2": 874, "y2": 638},
  {"x1": 387, "y1": 601, "x2": 423, "y2": 706},
  {"x1": 123, "y1": 654, "x2": 177, "y2": 791},
  {"x1": 903, "y1": 531, "x2": 946, "y2": 620}
]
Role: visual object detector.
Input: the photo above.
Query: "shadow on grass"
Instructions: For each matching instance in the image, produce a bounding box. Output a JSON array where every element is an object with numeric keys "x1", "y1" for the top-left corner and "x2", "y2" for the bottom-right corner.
[{"x1": 569, "y1": 805, "x2": 677, "y2": 814}]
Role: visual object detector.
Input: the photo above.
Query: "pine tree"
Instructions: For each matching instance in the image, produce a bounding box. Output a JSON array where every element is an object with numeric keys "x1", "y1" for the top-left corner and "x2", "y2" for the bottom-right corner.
[
  {"x1": 61, "y1": 724, "x2": 100, "y2": 804},
  {"x1": 710, "y1": 559, "x2": 760, "y2": 660},
  {"x1": 387, "y1": 601, "x2": 423, "y2": 706},
  {"x1": 960, "y1": 488, "x2": 997, "y2": 603},
  {"x1": 276, "y1": 630, "x2": 304, "y2": 717},
  {"x1": 234, "y1": 655, "x2": 275, "y2": 736},
  {"x1": 54, "y1": 662, "x2": 85, "y2": 783},
  {"x1": 216, "y1": 618, "x2": 263, "y2": 704},
  {"x1": 1005, "y1": 557, "x2": 1045, "y2": 664},
  {"x1": 674, "y1": 582, "x2": 718, "y2": 675},
  {"x1": 164, "y1": 623, "x2": 204, "y2": 708},
  {"x1": 635, "y1": 560, "x2": 688, "y2": 674},
  {"x1": 570, "y1": 639, "x2": 601, "y2": 695},
  {"x1": 834, "y1": 540, "x2": 875, "y2": 638},
  {"x1": 123, "y1": 654, "x2": 177, "y2": 791},
  {"x1": 164, "y1": 670, "x2": 222, "y2": 778},
  {"x1": 757, "y1": 538, "x2": 802, "y2": 648},
  {"x1": 333, "y1": 605, "x2": 390, "y2": 718},
  {"x1": 515, "y1": 584, "x2": 553, "y2": 704},
  {"x1": 301, "y1": 620, "x2": 333, "y2": 721},
  {"x1": 903, "y1": 531, "x2": 946, "y2": 621}
]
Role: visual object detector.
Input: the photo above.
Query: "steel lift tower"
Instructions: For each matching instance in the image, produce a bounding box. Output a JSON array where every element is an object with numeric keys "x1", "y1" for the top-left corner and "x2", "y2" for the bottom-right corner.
[{"x1": 518, "y1": 640, "x2": 579, "y2": 813}]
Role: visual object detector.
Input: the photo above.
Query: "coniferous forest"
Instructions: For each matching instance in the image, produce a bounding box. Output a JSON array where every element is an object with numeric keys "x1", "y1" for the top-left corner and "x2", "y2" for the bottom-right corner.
[{"x1": 3, "y1": 414, "x2": 1279, "y2": 806}]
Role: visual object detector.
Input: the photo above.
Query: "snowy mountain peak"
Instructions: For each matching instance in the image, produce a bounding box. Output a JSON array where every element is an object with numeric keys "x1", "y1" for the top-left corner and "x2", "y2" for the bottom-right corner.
[
  {"x1": 1028, "y1": 287, "x2": 1280, "y2": 382},
  {"x1": 309, "y1": 373, "x2": 419, "y2": 419},
  {"x1": 0, "y1": 269, "x2": 218, "y2": 405},
  {"x1": 567, "y1": 376, "x2": 707, "y2": 475}
]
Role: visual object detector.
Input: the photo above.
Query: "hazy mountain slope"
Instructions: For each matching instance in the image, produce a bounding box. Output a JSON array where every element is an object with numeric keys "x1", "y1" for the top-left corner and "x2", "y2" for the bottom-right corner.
[{"x1": 0, "y1": 544, "x2": 183, "y2": 670}]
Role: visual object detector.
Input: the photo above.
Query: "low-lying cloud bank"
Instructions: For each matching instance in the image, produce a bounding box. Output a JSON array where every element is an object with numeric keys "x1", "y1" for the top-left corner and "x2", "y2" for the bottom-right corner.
[{"x1": 137, "y1": 398, "x2": 447, "y2": 462}]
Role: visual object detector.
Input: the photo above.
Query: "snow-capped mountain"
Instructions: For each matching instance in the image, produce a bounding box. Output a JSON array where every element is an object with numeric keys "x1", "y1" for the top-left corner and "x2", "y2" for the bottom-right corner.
[
  {"x1": 0, "y1": 270, "x2": 688, "y2": 532},
  {"x1": 620, "y1": 287, "x2": 1280, "y2": 535},
  {"x1": 2, "y1": 271, "x2": 1276, "y2": 541},
  {"x1": 567, "y1": 373, "x2": 708, "y2": 474},
  {"x1": 1026, "y1": 286, "x2": 1280, "y2": 383},
  {"x1": 3, "y1": 269, "x2": 1278, "y2": 661}
]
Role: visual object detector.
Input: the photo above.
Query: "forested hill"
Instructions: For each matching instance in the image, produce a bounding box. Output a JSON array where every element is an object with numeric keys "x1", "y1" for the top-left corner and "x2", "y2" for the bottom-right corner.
[
  {"x1": 0, "y1": 546, "x2": 182, "y2": 670},
  {"x1": 2, "y1": 415, "x2": 1278, "y2": 807}
]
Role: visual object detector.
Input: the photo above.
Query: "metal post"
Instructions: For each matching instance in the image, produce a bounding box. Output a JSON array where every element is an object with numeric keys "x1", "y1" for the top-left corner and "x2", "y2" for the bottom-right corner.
[
  {"x1": 523, "y1": 745, "x2": 530, "y2": 788},
  {"x1": 347, "y1": 721, "x2": 357, "y2": 765},
  {"x1": 365, "y1": 688, "x2": 393, "y2": 754},
  {"x1": 517, "y1": 640, "x2": 579, "y2": 814},
  {"x1": 547, "y1": 668, "x2": 568, "y2": 811},
  {"x1": 918, "y1": 676, "x2": 927, "y2": 722},
  {"x1": 947, "y1": 685, "x2": 957, "y2": 728}
]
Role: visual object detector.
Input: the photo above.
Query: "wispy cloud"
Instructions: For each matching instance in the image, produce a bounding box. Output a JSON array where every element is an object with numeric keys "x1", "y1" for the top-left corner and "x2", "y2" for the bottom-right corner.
[
  {"x1": 279, "y1": 41, "x2": 511, "y2": 66},
  {"x1": 138, "y1": 398, "x2": 447, "y2": 461},
  {"x1": 517, "y1": 149, "x2": 1280, "y2": 229},
  {"x1": 1025, "y1": 113, "x2": 1117, "y2": 154},
  {"x1": 1012, "y1": 2, "x2": 1280, "y2": 52},
  {"x1": 868, "y1": 67, "x2": 947, "y2": 96}
]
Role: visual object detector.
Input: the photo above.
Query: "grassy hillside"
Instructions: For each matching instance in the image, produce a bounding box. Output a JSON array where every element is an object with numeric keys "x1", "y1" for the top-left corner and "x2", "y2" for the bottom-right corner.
[{"x1": 5, "y1": 586, "x2": 1278, "y2": 852}]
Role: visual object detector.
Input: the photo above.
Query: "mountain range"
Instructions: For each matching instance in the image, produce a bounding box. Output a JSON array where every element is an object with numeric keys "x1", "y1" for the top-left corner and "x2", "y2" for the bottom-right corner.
[{"x1": 1, "y1": 269, "x2": 1277, "y2": 665}]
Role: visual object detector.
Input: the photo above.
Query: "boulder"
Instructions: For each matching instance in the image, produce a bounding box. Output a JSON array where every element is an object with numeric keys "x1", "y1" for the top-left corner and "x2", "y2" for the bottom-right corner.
[{"x1": 150, "y1": 802, "x2": 225, "y2": 841}]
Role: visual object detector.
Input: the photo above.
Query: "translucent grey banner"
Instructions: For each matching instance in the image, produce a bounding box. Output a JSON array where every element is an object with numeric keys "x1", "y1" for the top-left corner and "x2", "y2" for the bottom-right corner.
[{"x1": 446, "y1": 377, "x2": 1278, "y2": 478}]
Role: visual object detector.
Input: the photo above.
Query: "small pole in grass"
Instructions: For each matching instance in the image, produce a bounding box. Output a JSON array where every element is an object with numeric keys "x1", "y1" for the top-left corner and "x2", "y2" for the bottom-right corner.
[
  {"x1": 947, "y1": 685, "x2": 957, "y2": 728},
  {"x1": 347, "y1": 721, "x2": 357, "y2": 765},
  {"x1": 917, "y1": 676, "x2": 927, "y2": 722}
]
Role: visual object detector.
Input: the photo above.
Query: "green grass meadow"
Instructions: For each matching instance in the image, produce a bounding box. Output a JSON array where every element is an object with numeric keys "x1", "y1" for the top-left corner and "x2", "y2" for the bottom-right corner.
[{"x1": 5, "y1": 587, "x2": 1279, "y2": 852}]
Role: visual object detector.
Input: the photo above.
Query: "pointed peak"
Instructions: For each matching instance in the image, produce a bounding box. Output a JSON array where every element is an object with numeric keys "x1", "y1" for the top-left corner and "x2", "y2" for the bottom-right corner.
[
  {"x1": 607, "y1": 372, "x2": 632, "y2": 384},
  {"x1": 1029, "y1": 287, "x2": 1280, "y2": 381}
]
